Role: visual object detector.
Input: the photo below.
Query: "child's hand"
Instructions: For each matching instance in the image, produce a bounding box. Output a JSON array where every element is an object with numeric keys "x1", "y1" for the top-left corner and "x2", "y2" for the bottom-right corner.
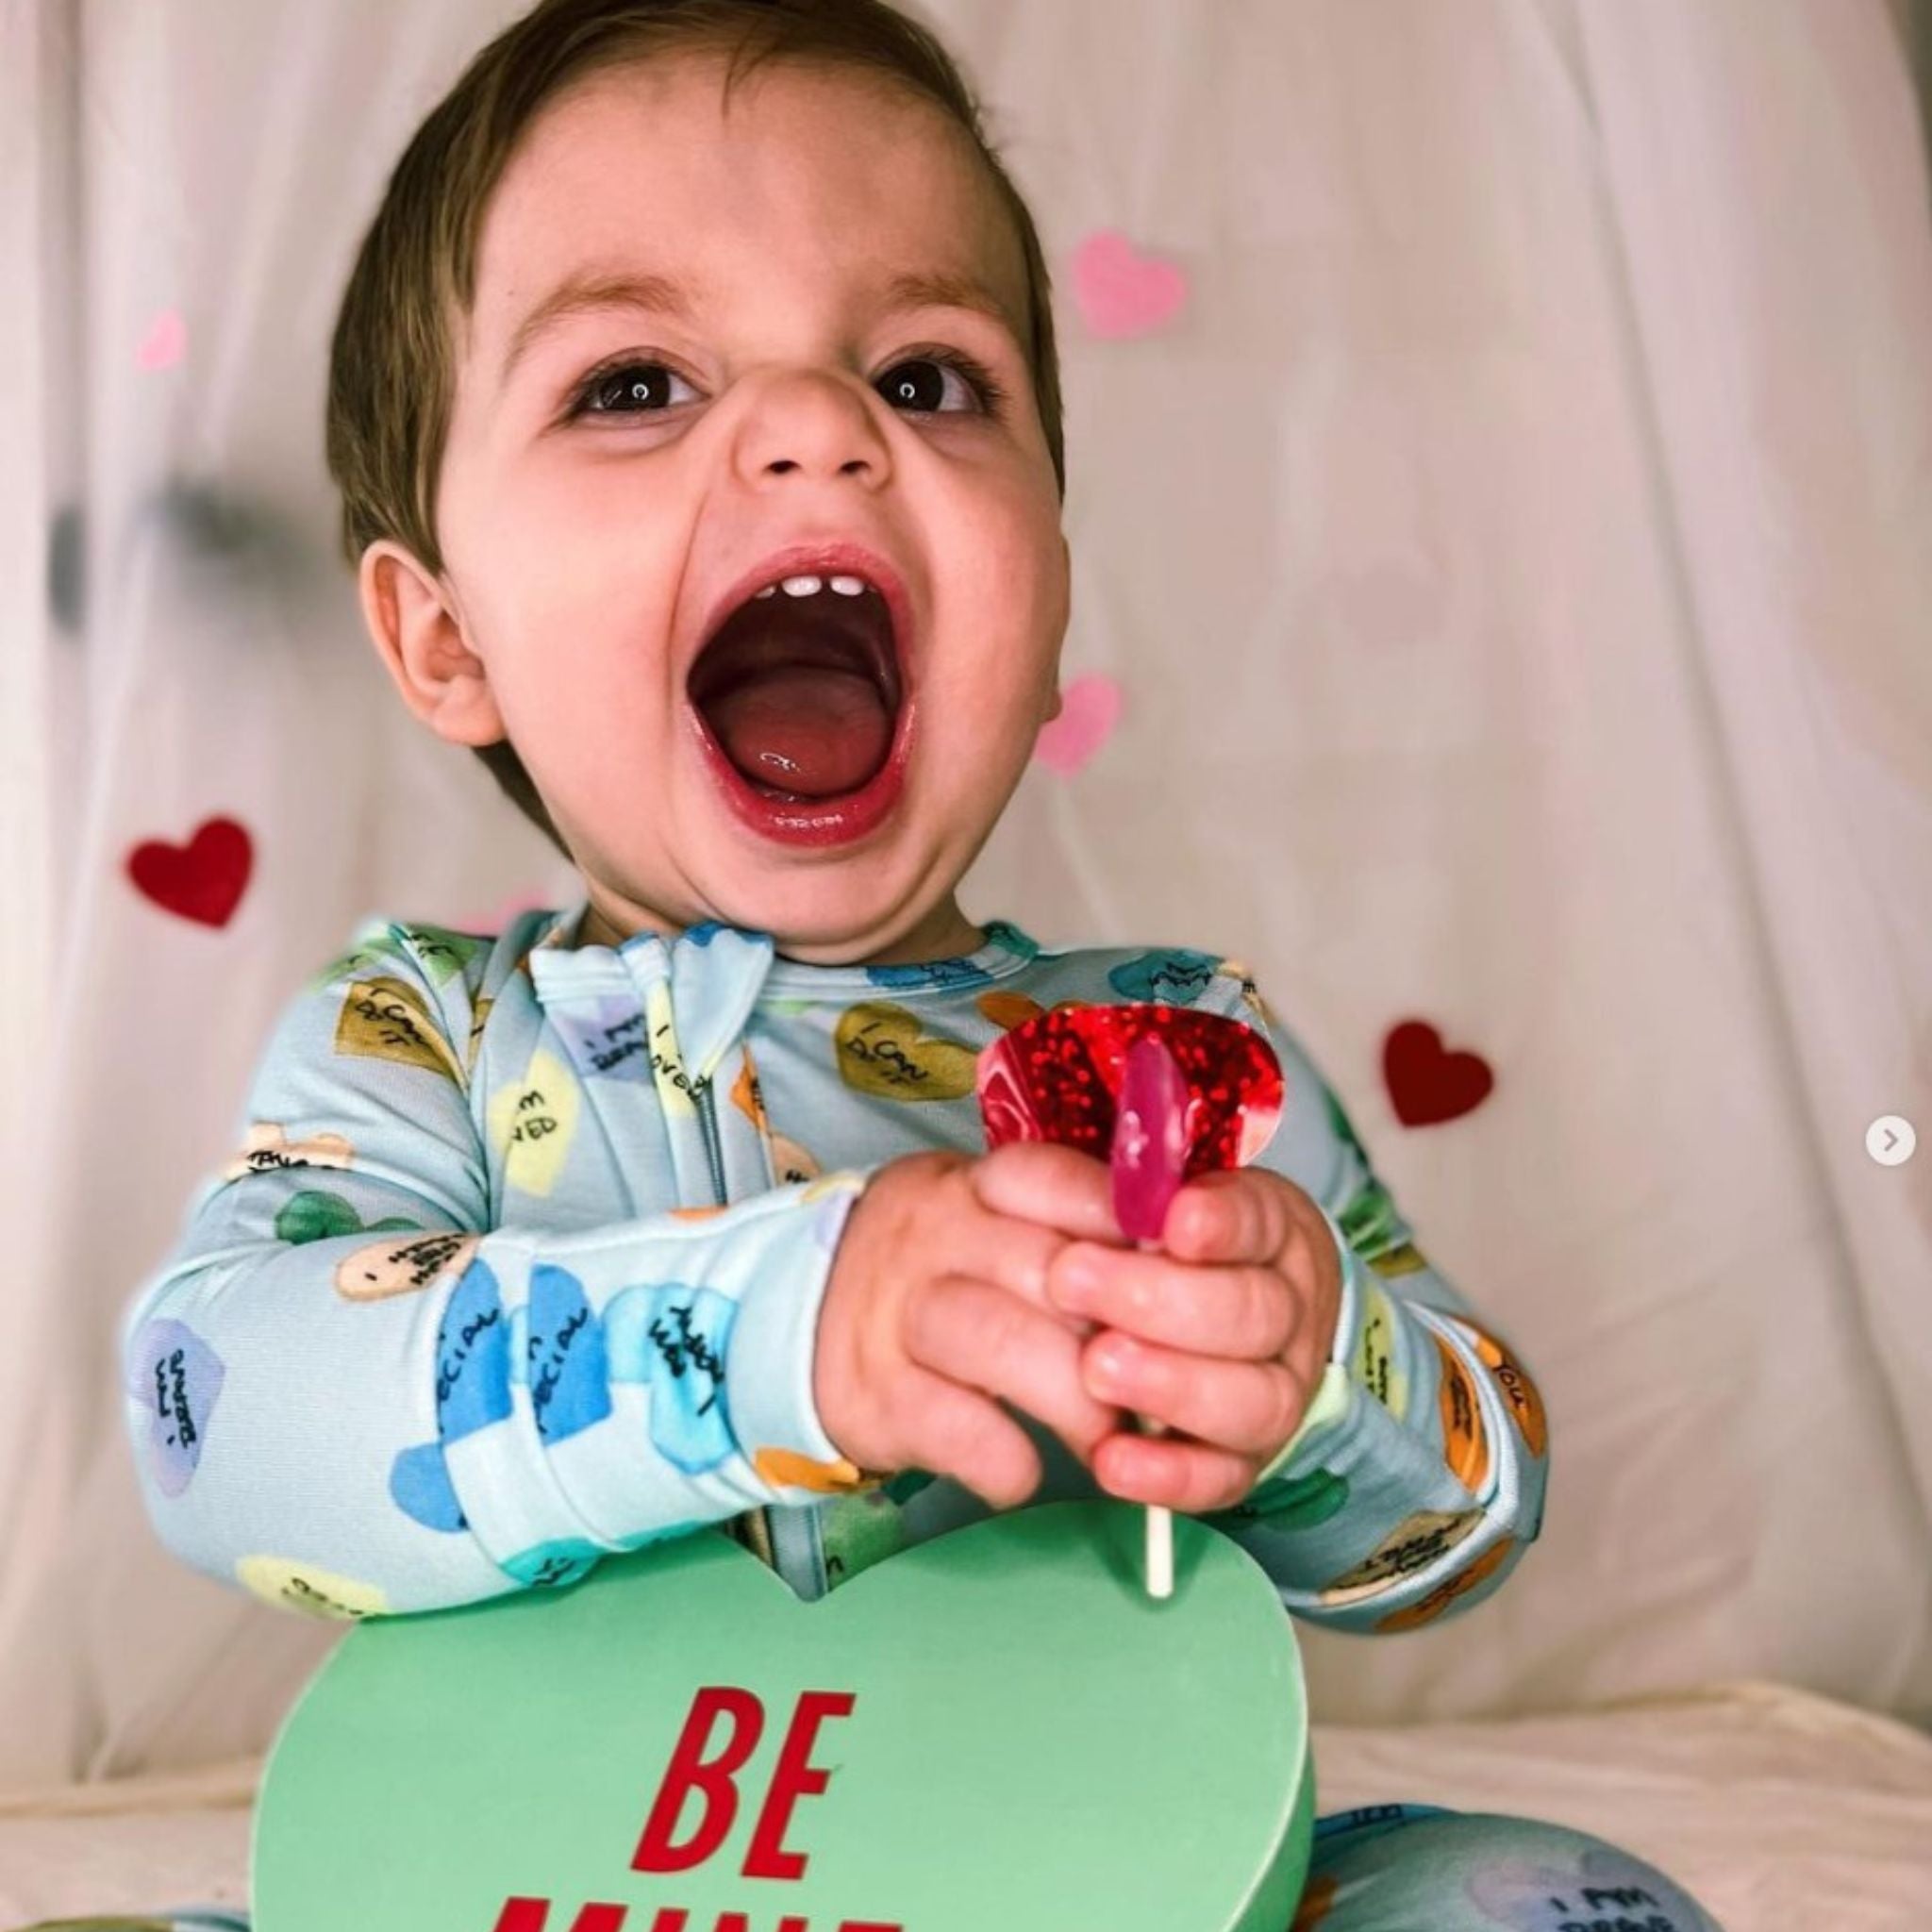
[
  {"x1": 814, "y1": 1145, "x2": 1130, "y2": 1510},
  {"x1": 991, "y1": 1162, "x2": 1344, "y2": 1515}
]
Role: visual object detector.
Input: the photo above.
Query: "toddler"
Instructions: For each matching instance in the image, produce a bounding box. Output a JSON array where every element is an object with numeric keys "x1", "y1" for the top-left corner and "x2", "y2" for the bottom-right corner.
[{"x1": 114, "y1": 2, "x2": 1726, "y2": 1927}]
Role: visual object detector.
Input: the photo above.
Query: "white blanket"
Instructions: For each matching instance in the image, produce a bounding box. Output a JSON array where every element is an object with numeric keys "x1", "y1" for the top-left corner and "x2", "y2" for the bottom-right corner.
[{"x1": 3, "y1": 1681, "x2": 1926, "y2": 1930}]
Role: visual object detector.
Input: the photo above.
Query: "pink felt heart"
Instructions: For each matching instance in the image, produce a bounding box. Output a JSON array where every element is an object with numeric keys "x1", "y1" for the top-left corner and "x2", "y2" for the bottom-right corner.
[
  {"x1": 127, "y1": 816, "x2": 253, "y2": 928},
  {"x1": 1034, "y1": 673, "x2": 1123, "y2": 776},
  {"x1": 137, "y1": 308, "x2": 187, "y2": 371},
  {"x1": 1382, "y1": 1020, "x2": 1494, "y2": 1126},
  {"x1": 1073, "y1": 230, "x2": 1190, "y2": 340}
]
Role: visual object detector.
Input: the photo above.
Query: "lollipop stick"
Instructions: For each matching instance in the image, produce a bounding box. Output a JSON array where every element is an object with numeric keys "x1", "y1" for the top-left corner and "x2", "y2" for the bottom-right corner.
[
  {"x1": 1111, "y1": 1038, "x2": 1192, "y2": 1602},
  {"x1": 1145, "y1": 1478, "x2": 1174, "y2": 1599},
  {"x1": 1135, "y1": 1309, "x2": 1174, "y2": 1600}
]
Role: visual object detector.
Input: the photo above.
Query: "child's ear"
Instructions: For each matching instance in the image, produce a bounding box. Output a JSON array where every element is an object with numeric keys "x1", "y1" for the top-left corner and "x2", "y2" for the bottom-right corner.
[{"x1": 358, "y1": 539, "x2": 506, "y2": 747}]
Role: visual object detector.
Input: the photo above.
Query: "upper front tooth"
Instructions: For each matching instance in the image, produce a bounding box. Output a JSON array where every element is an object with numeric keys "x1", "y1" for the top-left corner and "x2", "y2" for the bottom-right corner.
[
  {"x1": 827, "y1": 575, "x2": 866, "y2": 597},
  {"x1": 780, "y1": 575, "x2": 824, "y2": 597}
]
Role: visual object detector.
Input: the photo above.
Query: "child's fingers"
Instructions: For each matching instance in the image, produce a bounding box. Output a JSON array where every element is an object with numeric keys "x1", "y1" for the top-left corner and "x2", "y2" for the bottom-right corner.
[
  {"x1": 967, "y1": 1197, "x2": 1090, "y2": 1318},
  {"x1": 896, "y1": 1359, "x2": 1045, "y2": 1510},
  {"x1": 1046, "y1": 1242, "x2": 1299, "y2": 1359},
  {"x1": 1092, "y1": 1428, "x2": 1257, "y2": 1514},
  {"x1": 905, "y1": 1274, "x2": 1123, "y2": 1465},
  {"x1": 1163, "y1": 1168, "x2": 1305, "y2": 1267},
  {"x1": 1080, "y1": 1330, "x2": 1308, "y2": 1458},
  {"x1": 971, "y1": 1140, "x2": 1124, "y2": 1244}
]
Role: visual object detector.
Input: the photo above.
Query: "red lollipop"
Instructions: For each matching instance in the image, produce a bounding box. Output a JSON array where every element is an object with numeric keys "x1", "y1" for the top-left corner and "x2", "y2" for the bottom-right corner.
[
  {"x1": 977, "y1": 1002, "x2": 1286, "y2": 1602},
  {"x1": 976, "y1": 1003, "x2": 1285, "y2": 1177}
]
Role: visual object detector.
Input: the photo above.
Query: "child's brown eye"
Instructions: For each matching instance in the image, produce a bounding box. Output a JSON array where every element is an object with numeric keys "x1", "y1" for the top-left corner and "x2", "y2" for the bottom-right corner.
[
  {"x1": 878, "y1": 351, "x2": 1006, "y2": 418},
  {"x1": 567, "y1": 350, "x2": 1006, "y2": 423},
  {"x1": 568, "y1": 360, "x2": 698, "y2": 419}
]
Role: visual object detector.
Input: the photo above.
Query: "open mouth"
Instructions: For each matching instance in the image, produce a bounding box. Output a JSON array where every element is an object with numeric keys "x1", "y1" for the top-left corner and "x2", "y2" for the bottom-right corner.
[{"x1": 687, "y1": 567, "x2": 909, "y2": 841}]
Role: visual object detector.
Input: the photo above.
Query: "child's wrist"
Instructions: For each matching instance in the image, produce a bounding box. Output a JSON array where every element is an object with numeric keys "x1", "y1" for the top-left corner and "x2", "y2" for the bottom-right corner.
[{"x1": 1248, "y1": 1359, "x2": 1353, "y2": 1495}]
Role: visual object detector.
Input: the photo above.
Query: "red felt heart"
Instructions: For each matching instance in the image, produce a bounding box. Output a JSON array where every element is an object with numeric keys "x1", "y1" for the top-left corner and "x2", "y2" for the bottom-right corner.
[
  {"x1": 977, "y1": 1004, "x2": 1284, "y2": 1175},
  {"x1": 1381, "y1": 1020, "x2": 1493, "y2": 1126},
  {"x1": 127, "y1": 816, "x2": 254, "y2": 928}
]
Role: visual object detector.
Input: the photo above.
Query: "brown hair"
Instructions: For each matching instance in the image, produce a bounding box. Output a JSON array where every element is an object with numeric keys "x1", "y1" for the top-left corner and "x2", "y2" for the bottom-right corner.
[{"x1": 325, "y1": 0, "x2": 1066, "y2": 862}]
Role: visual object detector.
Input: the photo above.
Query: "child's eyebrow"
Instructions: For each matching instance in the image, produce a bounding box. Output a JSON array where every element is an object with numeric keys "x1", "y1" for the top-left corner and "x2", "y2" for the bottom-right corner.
[{"x1": 496, "y1": 264, "x2": 1020, "y2": 395}]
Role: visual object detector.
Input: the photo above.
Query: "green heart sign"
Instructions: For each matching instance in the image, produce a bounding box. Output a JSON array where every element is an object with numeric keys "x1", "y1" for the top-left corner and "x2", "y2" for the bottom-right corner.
[{"x1": 255, "y1": 1502, "x2": 1312, "y2": 1929}]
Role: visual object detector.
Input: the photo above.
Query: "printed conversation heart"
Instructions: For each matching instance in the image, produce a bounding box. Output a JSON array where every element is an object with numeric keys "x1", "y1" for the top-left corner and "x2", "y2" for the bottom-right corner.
[
  {"x1": 1465, "y1": 1843, "x2": 1711, "y2": 1931},
  {"x1": 980, "y1": 990, "x2": 1046, "y2": 1030},
  {"x1": 486, "y1": 1049, "x2": 582, "y2": 1196},
  {"x1": 338, "y1": 974, "x2": 466, "y2": 1082},
  {"x1": 769, "y1": 1129, "x2": 822, "y2": 1185},
  {"x1": 126, "y1": 1318, "x2": 225, "y2": 1497},
  {"x1": 387, "y1": 1257, "x2": 516, "y2": 1538},
  {"x1": 835, "y1": 1000, "x2": 977, "y2": 1101},
  {"x1": 223, "y1": 1124, "x2": 356, "y2": 1184},
  {"x1": 1034, "y1": 672, "x2": 1123, "y2": 775},
  {"x1": 605, "y1": 1281, "x2": 737, "y2": 1474},
  {"x1": 391, "y1": 922, "x2": 489, "y2": 987},
  {"x1": 1108, "y1": 945, "x2": 1220, "y2": 1006},
  {"x1": 126, "y1": 815, "x2": 253, "y2": 927},
  {"x1": 255, "y1": 1501, "x2": 1313, "y2": 1931},
  {"x1": 1381, "y1": 1020, "x2": 1494, "y2": 1126},
  {"x1": 278, "y1": 1189, "x2": 423, "y2": 1247},
  {"x1": 752, "y1": 1446, "x2": 872, "y2": 1494},
  {"x1": 976, "y1": 991, "x2": 1093, "y2": 1032},
  {"x1": 237, "y1": 1555, "x2": 389, "y2": 1622},
  {"x1": 1073, "y1": 229, "x2": 1190, "y2": 340},
  {"x1": 333, "y1": 1230, "x2": 480, "y2": 1303}
]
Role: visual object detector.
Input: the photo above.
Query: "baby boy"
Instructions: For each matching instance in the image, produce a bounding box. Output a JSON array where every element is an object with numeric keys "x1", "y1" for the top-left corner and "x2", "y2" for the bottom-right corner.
[{"x1": 121, "y1": 4, "x2": 1724, "y2": 1927}]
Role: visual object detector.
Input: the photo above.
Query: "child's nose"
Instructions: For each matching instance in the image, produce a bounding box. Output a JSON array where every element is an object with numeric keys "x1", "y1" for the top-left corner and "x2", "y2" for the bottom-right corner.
[{"x1": 728, "y1": 368, "x2": 892, "y2": 486}]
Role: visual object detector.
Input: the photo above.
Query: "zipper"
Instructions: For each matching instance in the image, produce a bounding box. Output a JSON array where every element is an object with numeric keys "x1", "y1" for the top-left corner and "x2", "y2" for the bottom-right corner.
[{"x1": 692, "y1": 1074, "x2": 727, "y2": 1207}]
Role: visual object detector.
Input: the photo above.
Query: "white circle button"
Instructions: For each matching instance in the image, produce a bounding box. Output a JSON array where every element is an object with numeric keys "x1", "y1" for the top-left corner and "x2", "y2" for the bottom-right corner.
[{"x1": 1866, "y1": 1115, "x2": 1917, "y2": 1167}]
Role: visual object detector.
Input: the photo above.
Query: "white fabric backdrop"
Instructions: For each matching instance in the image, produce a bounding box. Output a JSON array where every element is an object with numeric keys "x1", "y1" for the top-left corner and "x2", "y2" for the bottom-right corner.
[{"x1": 1, "y1": 0, "x2": 1927, "y2": 1787}]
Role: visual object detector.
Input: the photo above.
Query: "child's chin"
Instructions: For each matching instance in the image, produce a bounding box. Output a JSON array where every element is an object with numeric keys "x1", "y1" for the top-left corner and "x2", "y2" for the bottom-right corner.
[{"x1": 710, "y1": 874, "x2": 909, "y2": 961}]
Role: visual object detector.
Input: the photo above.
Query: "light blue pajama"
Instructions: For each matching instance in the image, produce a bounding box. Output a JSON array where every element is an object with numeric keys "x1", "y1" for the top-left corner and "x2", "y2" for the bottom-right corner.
[{"x1": 102, "y1": 899, "x2": 1723, "y2": 1931}]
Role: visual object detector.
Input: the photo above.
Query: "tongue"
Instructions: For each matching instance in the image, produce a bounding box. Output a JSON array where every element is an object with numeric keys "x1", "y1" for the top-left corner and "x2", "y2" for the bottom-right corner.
[{"x1": 705, "y1": 665, "x2": 894, "y2": 798}]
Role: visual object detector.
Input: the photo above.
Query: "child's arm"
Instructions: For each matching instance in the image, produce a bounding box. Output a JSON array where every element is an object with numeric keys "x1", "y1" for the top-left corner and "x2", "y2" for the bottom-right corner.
[
  {"x1": 1200, "y1": 984, "x2": 1550, "y2": 1634},
  {"x1": 120, "y1": 921, "x2": 875, "y2": 1621}
]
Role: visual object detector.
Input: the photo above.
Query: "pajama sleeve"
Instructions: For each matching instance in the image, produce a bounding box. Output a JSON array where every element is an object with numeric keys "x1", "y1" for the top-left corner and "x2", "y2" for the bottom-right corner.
[
  {"x1": 120, "y1": 924, "x2": 874, "y2": 1622},
  {"x1": 1197, "y1": 977, "x2": 1550, "y2": 1634}
]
